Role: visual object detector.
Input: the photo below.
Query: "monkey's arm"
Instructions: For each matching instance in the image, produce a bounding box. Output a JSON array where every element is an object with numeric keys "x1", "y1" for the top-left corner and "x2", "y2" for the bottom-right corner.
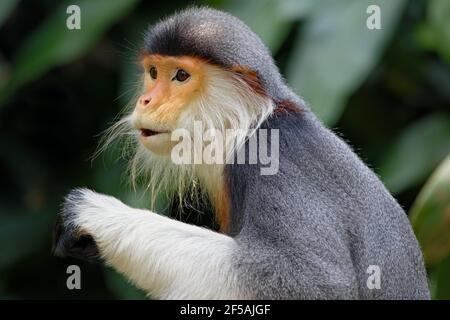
[{"x1": 55, "y1": 188, "x2": 246, "y2": 299}]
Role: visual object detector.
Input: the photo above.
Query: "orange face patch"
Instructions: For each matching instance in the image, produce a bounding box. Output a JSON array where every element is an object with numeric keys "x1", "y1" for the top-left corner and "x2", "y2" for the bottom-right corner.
[{"x1": 135, "y1": 54, "x2": 209, "y2": 127}]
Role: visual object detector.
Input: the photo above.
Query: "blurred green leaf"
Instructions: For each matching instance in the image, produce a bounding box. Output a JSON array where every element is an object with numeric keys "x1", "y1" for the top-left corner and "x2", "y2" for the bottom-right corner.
[
  {"x1": 430, "y1": 255, "x2": 450, "y2": 299},
  {"x1": 378, "y1": 114, "x2": 450, "y2": 194},
  {"x1": 0, "y1": 0, "x2": 138, "y2": 104},
  {"x1": 287, "y1": 0, "x2": 406, "y2": 125},
  {"x1": 0, "y1": 0, "x2": 18, "y2": 27},
  {"x1": 226, "y1": 0, "x2": 292, "y2": 53},
  {"x1": 104, "y1": 267, "x2": 146, "y2": 300},
  {"x1": 426, "y1": 0, "x2": 450, "y2": 64},
  {"x1": 410, "y1": 154, "x2": 450, "y2": 266},
  {"x1": 277, "y1": 0, "x2": 320, "y2": 21}
]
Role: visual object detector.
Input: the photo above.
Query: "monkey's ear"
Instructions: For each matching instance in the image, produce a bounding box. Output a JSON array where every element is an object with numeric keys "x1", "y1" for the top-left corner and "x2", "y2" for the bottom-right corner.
[{"x1": 231, "y1": 65, "x2": 266, "y2": 97}]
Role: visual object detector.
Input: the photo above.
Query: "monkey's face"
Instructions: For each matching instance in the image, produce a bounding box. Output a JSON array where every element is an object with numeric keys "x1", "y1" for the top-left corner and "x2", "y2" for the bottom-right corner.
[{"x1": 131, "y1": 55, "x2": 208, "y2": 155}]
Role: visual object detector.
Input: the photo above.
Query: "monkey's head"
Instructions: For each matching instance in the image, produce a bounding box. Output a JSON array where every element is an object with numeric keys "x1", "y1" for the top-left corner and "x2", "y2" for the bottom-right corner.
[{"x1": 103, "y1": 7, "x2": 302, "y2": 210}]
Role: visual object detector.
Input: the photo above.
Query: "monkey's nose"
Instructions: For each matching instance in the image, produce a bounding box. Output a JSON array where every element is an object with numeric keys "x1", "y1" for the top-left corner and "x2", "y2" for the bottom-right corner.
[
  {"x1": 137, "y1": 92, "x2": 153, "y2": 109},
  {"x1": 139, "y1": 97, "x2": 151, "y2": 106}
]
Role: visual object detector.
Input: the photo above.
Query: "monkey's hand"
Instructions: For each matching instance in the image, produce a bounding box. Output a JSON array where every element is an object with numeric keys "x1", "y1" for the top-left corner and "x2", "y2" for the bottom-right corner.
[{"x1": 52, "y1": 188, "x2": 116, "y2": 263}]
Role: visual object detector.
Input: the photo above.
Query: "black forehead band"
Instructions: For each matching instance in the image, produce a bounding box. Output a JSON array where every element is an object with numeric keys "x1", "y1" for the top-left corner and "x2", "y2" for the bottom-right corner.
[{"x1": 143, "y1": 16, "x2": 228, "y2": 68}]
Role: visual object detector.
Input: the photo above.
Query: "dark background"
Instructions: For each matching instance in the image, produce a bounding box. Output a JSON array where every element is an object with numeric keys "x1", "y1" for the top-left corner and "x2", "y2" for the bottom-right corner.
[{"x1": 0, "y1": 0, "x2": 449, "y2": 299}]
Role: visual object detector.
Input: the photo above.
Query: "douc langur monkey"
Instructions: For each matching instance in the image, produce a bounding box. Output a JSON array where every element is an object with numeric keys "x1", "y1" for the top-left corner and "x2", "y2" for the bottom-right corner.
[{"x1": 53, "y1": 7, "x2": 430, "y2": 299}]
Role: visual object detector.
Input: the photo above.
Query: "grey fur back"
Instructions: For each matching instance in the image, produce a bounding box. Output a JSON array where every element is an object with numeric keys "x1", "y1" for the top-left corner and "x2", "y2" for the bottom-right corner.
[{"x1": 227, "y1": 111, "x2": 430, "y2": 299}]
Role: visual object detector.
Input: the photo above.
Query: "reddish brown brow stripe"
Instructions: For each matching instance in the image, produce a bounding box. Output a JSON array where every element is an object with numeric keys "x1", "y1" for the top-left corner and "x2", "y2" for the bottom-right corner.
[
  {"x1": 231, "y1": 66, "x2": 267, "y2": 97},
  {"x1": 274, "y1": 99, "x2": 303, "y2": 114},
  {"x1": 230, "y1": 66, "x2": 303, "y2": 114}
]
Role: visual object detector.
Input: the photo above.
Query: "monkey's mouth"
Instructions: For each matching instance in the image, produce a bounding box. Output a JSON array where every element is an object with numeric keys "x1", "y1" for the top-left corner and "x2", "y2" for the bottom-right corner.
[
  {"x1": 138, "y1": 126, "x2": 173, "y2": 154},
  {"x1": 140, "y1": 128, "x2": 166, "y2": 138}
]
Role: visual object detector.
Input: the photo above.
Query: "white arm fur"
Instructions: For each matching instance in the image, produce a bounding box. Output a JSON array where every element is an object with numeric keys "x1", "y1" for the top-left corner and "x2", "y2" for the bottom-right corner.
[{"x1": 63, "y1": 188, "x2": 247, "y2": 299}]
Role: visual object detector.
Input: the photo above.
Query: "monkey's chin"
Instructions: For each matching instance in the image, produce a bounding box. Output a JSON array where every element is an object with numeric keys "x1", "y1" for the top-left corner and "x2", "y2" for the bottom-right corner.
[{"x1": 139, "y1": 132, "x2": 175, "y2": 156}]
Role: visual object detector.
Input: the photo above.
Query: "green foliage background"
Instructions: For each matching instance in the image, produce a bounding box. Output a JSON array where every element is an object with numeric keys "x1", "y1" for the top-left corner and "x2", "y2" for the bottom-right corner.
[{"x1": 0, "y1": 0, "x2": 449, "y2": 299}]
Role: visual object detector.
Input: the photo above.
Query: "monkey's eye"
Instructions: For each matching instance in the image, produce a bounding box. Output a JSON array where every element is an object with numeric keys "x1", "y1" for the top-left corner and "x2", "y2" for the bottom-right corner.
[
  {"x1": 149, "y1": 66, "x2": 157, "y2": 80},
  {"x1": 173, "y1": 69, "x2": 190, "y2": 82}
]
